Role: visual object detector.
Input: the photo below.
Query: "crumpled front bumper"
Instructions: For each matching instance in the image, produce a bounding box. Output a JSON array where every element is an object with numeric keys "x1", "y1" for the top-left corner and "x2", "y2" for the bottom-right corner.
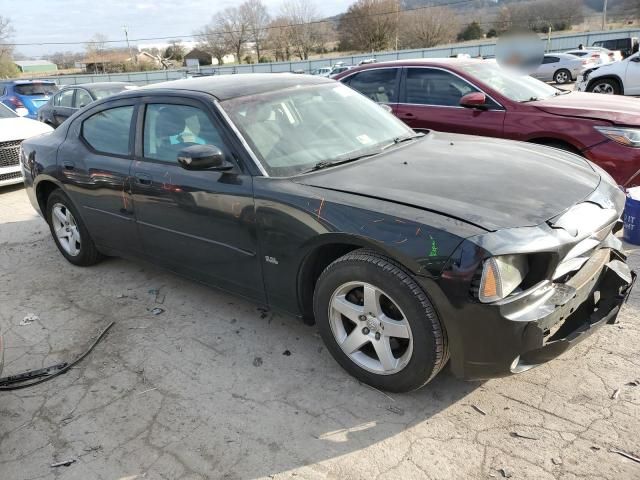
[{"x1": 508, "y1": 248, "x2": 635, "y2": 372}]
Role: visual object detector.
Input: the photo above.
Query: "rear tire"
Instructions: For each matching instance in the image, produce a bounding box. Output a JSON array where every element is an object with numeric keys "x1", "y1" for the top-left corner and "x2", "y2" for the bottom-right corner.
[
  {"x1": 313, "y1": 249, "x2": 448, "y2": 392},
  {"x1": 589, "y1": 78, "x2": 621, "y2": 95},
  {"x1": 46, "y1": 189, "x2": 102, "y2": 266},
  {"x1": 553, "y1": 69, "x2": 571, "y2": 84}
]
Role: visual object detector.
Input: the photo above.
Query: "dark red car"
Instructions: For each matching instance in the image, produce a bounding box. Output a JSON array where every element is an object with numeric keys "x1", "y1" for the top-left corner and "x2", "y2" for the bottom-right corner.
[{"x1": 334, "y1": 59, "x2": 640, "y2": 187}]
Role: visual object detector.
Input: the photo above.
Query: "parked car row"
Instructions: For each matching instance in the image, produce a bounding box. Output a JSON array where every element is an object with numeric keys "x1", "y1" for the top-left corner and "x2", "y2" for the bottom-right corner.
[{"x1": 18, "y1": 73, "x2": 635, "y2": 392}]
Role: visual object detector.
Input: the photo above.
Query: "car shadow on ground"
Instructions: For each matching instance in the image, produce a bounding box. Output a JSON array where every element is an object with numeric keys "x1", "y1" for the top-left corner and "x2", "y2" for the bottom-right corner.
[{"x1": 0, "y1": 212, "x2": 484, "y2": 479}]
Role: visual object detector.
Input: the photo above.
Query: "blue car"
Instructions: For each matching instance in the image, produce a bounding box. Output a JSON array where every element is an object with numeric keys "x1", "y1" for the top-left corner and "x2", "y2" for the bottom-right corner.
[{"x1": 0, "y1": 80, "x2": 58, "y2": 119}]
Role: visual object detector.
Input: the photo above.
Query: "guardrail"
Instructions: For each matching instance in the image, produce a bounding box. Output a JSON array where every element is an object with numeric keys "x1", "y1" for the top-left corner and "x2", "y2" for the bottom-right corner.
[{"x1": 27, "y1": 27, "x2": 640, "y2": 86}]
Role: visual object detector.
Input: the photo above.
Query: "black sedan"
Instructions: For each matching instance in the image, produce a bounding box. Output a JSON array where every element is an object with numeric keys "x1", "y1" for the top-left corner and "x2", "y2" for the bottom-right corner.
[
  {"x1": 37, "y1": 82, "x2": 136, "y2": 128},
  {"x1": 21, "y1": 74, "x2": 634, "y2": 392}
]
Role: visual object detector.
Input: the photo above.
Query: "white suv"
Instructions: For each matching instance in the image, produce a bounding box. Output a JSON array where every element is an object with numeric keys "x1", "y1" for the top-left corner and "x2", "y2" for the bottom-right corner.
[{"x1": 576, "y1": 52, "x2": 640, "y2": 95}]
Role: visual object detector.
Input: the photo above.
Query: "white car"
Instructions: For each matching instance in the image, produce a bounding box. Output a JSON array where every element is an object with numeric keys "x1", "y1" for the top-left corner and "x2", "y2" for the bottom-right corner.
[
  {"x1": 531, "y1": 53, "x2": 587, "y2": 84},
  {"x1": 565, "y1": 48, "x2": 611, "y2": 65},
  {"x1": 0, "y1": 103, "x2": 53, "y2": 187},
  {"x1": 576, "y1": 51, "x2": 640, "y2": 95}
]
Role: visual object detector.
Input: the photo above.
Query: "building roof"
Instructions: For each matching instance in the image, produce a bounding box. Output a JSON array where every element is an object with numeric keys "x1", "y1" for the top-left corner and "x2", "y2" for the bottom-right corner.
[
  {"x1": 14, "y1": 60, "x2": 57, "y2": 67},
  {"x1": 138, "y1": 73, "x2": 333, "y2": 101}
]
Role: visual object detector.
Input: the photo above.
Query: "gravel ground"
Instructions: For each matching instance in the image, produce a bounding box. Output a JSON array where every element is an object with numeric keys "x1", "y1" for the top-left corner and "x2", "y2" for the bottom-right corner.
[{"x1": 1, "y1": 183, "x2": 639, "y2": 480}]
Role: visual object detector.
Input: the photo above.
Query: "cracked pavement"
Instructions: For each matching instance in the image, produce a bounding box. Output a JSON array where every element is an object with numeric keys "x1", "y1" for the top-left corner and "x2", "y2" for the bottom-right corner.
[{"x1": 1, "y1": 184, "x2": 639, "y2": 480}]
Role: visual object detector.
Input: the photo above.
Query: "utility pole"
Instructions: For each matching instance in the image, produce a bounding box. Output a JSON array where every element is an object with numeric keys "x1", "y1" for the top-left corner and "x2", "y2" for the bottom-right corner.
[
  {"x1": 602, "y1": 0, "x2": 608, "y2": 31},
  {"x1": 123, "y1": 25, "x2": 136, "y2": 64},
  {"x1": 395, "y1": 0, "x2": 400, "y2": 51}
]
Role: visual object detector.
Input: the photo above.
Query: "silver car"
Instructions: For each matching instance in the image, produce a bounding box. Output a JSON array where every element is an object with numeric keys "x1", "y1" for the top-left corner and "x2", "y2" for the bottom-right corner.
[{"x1": 531, "y1": 53, "x2": 586, "y2": 84}]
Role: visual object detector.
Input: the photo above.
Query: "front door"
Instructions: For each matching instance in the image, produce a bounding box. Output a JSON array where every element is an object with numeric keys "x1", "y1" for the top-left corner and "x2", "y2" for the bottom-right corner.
[
  {"x1": 131, "y1": 98, "x2": 264, "y2": 301},
  {"x1": 395, "y1": 67, "x2": 506, "y2": 137},
  {"x1": 624, "y1": 55, "x2": 640, "y2": 95}
]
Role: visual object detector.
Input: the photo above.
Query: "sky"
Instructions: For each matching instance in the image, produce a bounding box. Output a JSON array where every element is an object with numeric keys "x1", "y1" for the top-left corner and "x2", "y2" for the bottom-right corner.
[{"x1": 3, "y1": 0, "x2": 353, "y2": 57}]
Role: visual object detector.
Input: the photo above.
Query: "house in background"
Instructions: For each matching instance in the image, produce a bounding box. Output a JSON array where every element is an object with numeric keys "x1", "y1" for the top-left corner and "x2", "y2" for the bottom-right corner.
[
  {"x1": 184, "y1": 49, "x2": 212, "y2": 67},
  {"x1": 14, "y1": 60, "x2": 58, "y2": 74}
]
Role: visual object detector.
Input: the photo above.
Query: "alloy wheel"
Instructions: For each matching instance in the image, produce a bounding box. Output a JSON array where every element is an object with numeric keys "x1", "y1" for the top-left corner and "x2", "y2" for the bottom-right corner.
[
  {"x1": 555, "y1": 71, "x2": 568, "y2": 83},
  {"x1": 51, "y1": 203, "x2": 81, "y2": 256},
  {"x1": 592, "y1": 83, "x2": 615, "y2": 94},
  {"x1": 328, "y1": 281, "x2": 413, "y2": 375}
]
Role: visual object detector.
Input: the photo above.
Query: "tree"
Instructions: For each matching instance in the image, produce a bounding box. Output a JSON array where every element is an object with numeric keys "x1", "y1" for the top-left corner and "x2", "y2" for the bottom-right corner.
[
  {"x1": 398, "y1": 6, "x2": 458, "y2": 49},
  {"x1": 494, "y1": 0, "x2": 584, "y2": 33},
  {"x1": 457, "y1": 21, "x2": 483, "y2": 41},
  {"x1": 0, "y1": 15, "x2": 17, "y2": 78},
  {"x1": 266, "y1": 16, "x2": 293, "y2": 61},
  {"x1": 220, "y1": 6, "x2": 249, "y2": 63},
  {"x1": 196, "y1": 27, "x2": 228, "y2": 65},
  {"x1": 281, "y1": 0, "x2": 325, "y2": 60},
  {"x1": 240, "y1": 0, "x2": 270, "y2": 63},
  {"x1": 85, "y1": 33, "x2": 109, "y2": 73},
  {"x1": 338, "y1": 0, "x2": 397, "y2": 52},
  {"x1": 164, "y1": 39, "x2": 186, "y2": 62}
]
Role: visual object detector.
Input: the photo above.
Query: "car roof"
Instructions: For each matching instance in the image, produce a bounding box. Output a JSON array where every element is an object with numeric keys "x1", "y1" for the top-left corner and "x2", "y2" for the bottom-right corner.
[
  {"x1": 137, "y1": 73, "x2": 334, "y2": 101},
  {"x1": 62, "y1": 82, "x2": 134, "y2": 91},
  {"x1": 0, "y1": 79, "x2": 57, "y2": 85}
]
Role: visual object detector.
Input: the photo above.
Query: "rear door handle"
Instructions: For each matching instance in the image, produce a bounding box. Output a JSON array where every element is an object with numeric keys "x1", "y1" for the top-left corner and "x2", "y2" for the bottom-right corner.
[
  {"x1": 63, "y1": 161, "x2": 75, "y2": 170},
  {"x1": 400, "y1": 112, "x2": 415, "y2": 118},
  {"x1": 135, "y1": 173, "x2": 152, "y2": 186}
]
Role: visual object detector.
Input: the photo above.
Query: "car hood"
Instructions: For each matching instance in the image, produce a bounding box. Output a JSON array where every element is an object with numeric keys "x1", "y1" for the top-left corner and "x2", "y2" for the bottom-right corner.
[
  {"x1": 532, "y1": 92, "x2": 640, "y2": 125},
  {"x1": 0, "y1": 117, "x2": 53, "y2": 141},
  {"x1": 294, "y1": 132, "x2": 600, "y2": 231}
]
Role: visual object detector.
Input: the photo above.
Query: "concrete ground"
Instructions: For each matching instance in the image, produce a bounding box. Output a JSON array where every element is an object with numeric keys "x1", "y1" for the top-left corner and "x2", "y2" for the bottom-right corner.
[{"x1": 0, "y1": 183, "x2": 639, "y2": 480}]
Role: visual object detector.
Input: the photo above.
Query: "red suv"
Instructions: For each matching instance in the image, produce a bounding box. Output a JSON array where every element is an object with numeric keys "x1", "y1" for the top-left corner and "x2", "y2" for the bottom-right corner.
[{"x1": 334, "y1": 59, "x2": 640, "y2": 187}]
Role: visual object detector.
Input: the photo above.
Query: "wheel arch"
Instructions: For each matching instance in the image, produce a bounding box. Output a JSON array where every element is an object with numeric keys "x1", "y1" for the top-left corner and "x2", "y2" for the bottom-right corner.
[
  {"x1": 296, "y1": 233, "x2": 422, "y2": 324},
  {"x1": 587, "y1": 74, "x2": 624, "y2": 94},
  {"x1": 35, "y1": 177, "x2": 64, "y2": 217}
]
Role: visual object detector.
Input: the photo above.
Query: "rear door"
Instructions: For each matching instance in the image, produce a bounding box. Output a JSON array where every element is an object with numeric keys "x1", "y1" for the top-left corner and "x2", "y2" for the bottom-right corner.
[
  {"x1": 341, "y1": 67, "x2": 400, "y2": 114},
  {"x1": 623, "y1": 54, "x2": 640, "y2": 95},
  {"x1": 130, "y1": 96, "x2": 264, "y2": 301},
  {"x1": 74, "y1": 88, "x2": 93, "y2": 110},
  {"x1": 57, "y1": 98, "x2": 140, "y2": 254},
  {"x1": 533, "y1": 56, "x2": 558, "y2": 81},
  {"x1": 395, "y1": 67, "x2": 505, "y2": 136},
  {"x1": 53, "y1": 89, "x2": 76, "y2": 126}
]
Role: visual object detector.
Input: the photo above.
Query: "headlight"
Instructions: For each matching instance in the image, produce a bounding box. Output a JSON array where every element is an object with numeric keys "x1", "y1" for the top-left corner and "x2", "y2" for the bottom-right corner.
[
  {"x1": 595, "y1": 126, "x2": 640, "y2": 148},
  {"x1": 479, "y1": 255, "x2": 529, "y2": 303}
]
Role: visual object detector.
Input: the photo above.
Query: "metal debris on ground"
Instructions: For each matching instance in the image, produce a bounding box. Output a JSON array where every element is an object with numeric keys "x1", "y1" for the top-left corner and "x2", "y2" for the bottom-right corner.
[
  {"x1": 282, "y1": 350, "x2": 291, "y2": 356},
  {"x1": 136, "y1": 387, "x2": 158, "y2": 396},
  {"x1": 253, "y1": 357, "x2": 263, "y2": 367},
  {"x1": 611, "y1": 388, "x2": 621, "y2": 400},
  {"x1": 386, "y1": 405, "x2": 404, "y2": 416},
  {"x1": 509, "y1": 431, "x2": 539, "y2": 440},
  {"x1": 471, "y1": 404, "x2": 487, "y2": 415},
  {"x1": 626, "y1": 380, "x2": 639, "y2": 387},
  {"x1": 116, "y1": 294, "x2": 128, "y2": 299},
  {"x1": 150, "y1": 307, "x2": 165, "y2": 316},
  {"x1": 498, "y1": 467, "x2": 513, "y2": 478},
  {"x1": 19, "y1": 313, "x2": 39, "y2": 326},
  {"x1": 51, "y1": 459, "x2": 76, "y2": 468},
  {"x1": 552, "y1": 457, "x2": 563, "y2": 465},
  {"x1": 610, "y1": 448, "x2": 640, "y2": 464}
]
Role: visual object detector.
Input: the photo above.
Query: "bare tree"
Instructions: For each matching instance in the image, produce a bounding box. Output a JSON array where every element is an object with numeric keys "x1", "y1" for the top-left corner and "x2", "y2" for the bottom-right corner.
[
  {"x1": 398, "y1": 7, "x2": 458, "y2": 49},
  {"x1": 241, "y1": 0, "x2": 270, "y2": 62},
  {"x1": 218, "y1": 6, "x2": 249, "y2": 64},
  {"x1": 281, "y1": 0, "x2": 325, "y2": 60},
  {"x1": 85, "y1": 33, "x2": 109, "y2": 73},
  {"x1": 0, "y1": 16, "x2": 16, "y2": 78},
  {"x1": 338, "y1": 0, "x2": 397, "y2": 52},
  {"x1": 266, "y1": 16, "x2": 293, "y2": 61},
  {"x1": 196, "y1": 26, "x2": 228, "y2": 65},
  {"x1": 495, "y1": 0, "x2": 584, "y2": 33}
]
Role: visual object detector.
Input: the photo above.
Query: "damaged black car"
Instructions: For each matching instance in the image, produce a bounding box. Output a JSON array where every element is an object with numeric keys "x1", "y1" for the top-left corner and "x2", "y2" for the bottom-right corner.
[{"x1": 20, "y1": 74, "x2": 635, "y2": 392}]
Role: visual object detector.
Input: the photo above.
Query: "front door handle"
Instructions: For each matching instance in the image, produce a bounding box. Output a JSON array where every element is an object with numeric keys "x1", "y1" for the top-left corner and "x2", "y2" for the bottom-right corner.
[
  {"x1": 400, "y1": 112, "x2": 415, "y2": 118},
  {"x1": 135, "y1": 173, "x2": 152, "y2": 186},
  {"x1": 62, "y1": 161, "x2": 75, "y2": 170}
]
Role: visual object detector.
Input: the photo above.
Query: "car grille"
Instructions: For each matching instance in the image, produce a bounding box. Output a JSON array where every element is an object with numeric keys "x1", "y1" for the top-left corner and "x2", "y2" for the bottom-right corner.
[
  {"x1": 0, "y1": 140, "x2": 22, "y2": 168},
  {"x1": 0, "y1": 171, "x2": 22, "y2": 182}
]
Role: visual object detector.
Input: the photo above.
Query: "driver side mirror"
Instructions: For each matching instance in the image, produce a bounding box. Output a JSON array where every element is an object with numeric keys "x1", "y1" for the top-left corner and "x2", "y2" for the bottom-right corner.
[
  {"x1": 460, "y1": 92, "x2": 488, "y2": 110},
  {"x1": 630, "y1": 56, "x2": 640, "y2": 63},
  {"x1": 177, "y1": 144, "x2": 233, "y2": 171},
  {"x1": 378, "y1": 103, "x2": 393, "y2": 113}
]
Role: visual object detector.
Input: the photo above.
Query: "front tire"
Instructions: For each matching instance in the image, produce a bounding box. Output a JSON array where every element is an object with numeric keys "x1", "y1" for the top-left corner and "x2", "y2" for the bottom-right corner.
[
  {"x1": 46, "y1": 189, "x2": 102, "y2": 266},
  {"x1": 313, "y1": 249, "x2": 448, "y2": 392},
  {"x1": 589, "y1": 78, "x2": 621, "y2": 95},
  {"x1": 554, "y1": 69, "x2": 571, "y2": 84}
]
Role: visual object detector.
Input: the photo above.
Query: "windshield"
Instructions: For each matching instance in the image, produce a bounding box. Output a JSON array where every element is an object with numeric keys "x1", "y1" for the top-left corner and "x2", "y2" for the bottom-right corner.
[
  {"x1": 459, "y1": 62, "x2": 559, "y2": 102},
  {"x1": 0, "y1": 103, "x2": 18, "y2": 118},
  {"x1": 221, "y1": 83, "x2": 414, "y2": 176},
  {"x1": 14, "y1": 83, "x2": 58, "y2": 96}
]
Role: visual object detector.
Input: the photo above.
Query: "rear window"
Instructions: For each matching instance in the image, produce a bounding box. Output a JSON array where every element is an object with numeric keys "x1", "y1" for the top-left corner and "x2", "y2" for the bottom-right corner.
[
  {"x1": 14, "y1": 83, "x2": 58, "y2": 96},
  {"x1": 82, "y1": 105, "x2": 134, "y2": 156},
  {"x1": 0, "y1": 103, "x2": 17, "y2": 118}
]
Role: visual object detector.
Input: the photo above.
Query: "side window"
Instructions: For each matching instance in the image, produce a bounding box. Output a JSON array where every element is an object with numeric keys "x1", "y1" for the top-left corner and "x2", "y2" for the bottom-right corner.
[
  {"x1": 404, "y1": 68, "x2": 479, "y2": 106},
  {"x1": 143, "y1": 103, "x2": 229, "y2": 163},
  {"x1": 616, "y1": 39, "x2": 629, "y2": 50},
  {"x1": 347, "y1": 69, "x2": 398, "y2": 103},
  {"x1": 82, "y1": 105, "x2": 134, "y2": 156},
  {"x1": 75, "y1": 89, "x2": 92, "y2": 108},
  {"x1": 58, "y1": 89, "x2": 74, "y2": 107},
  {"x1": 542, "y1": 56, "x2": 559, "y2": 64}
]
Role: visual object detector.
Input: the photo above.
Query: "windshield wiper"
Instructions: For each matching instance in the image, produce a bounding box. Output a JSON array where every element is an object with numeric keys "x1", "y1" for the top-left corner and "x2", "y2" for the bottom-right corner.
[
  {"x1": 382, "y1": 132, "x2": 425, "y2": 150},
  {"x1": 303, "y1": 152, "x2": 380, "y2": 173},
  {"x1": 520, "y1": 96, "x2": 540, "y2": 103}
]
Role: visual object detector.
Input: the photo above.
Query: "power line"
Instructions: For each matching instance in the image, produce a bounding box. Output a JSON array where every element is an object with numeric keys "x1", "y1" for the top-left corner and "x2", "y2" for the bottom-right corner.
[{"x1": 4, "y1": 0, "x2": 479, "y2": 47}]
